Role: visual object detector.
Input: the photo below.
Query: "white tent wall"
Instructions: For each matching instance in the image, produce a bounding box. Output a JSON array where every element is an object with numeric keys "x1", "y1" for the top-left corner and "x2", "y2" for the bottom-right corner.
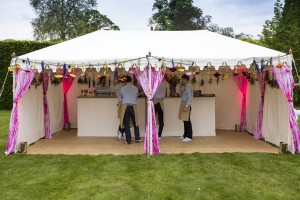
[
  {"x1": 67, "y1": 77, "x2": 80, "y2": 128},
  {"x1": 14, "y1": 71, "x2": 296, "y2": 153},
  {"x1": 48, "y1": 83, "x2": 63, "y2": 133},
  {"x1": 246, "y1": 84, "x2": 261, "y2": 133},
  {"x1": 185, "y1": 74, "x2": 241, "y2": 130},
  {"x1": 16, "y1": 81, "x2": 63, "y2": 149},
  {"x1": 17, "y1": 86, "x2": 44, "y2": 148},
  {"x1": 263, "y1": 87, "x2": 294, "y2": 153},
  {"x1": 66, "y1": 74, "x2": 242, "y2": 130}
]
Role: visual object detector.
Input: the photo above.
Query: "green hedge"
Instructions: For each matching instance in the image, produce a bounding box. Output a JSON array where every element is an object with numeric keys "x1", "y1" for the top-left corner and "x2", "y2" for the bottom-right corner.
[{"x1": 0, "y1": 40, "x2": 57, "y2": 110}]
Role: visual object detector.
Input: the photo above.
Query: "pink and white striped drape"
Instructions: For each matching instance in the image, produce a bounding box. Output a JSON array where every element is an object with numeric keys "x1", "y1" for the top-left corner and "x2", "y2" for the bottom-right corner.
[
  {"x1": 42, "y1": 72, "x2": 51, "y2": 139},
  {"x1": 62, "y1": 76, "x2": 74, "y2": 125},
  {"x1": 5, "y1": 68, "x2": 35, "y2": 155},
  {"x1": 272, "y1": 63, "x2": 300, "y2": 153},
  {"x1": 253, "y1": 72, "x2": 265, "y2": 139},
  {"x1": 233, "y1": 74, "x2": 248, "y2": 131},
  {"x1": 132, "y1": 66, "x2": 165, "y2": 154}
]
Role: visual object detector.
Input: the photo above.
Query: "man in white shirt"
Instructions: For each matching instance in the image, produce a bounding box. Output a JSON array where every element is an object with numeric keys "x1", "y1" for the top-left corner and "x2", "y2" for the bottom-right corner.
[
  {"x1": 153, "y1": 82, "x2": 167, "y2": 139},
  {"x1": 178, "y1": 74, "x2": 193, "y2": 142},
  {"x1": 120, "y1": 75, "x2": 142, "y2": 144}
]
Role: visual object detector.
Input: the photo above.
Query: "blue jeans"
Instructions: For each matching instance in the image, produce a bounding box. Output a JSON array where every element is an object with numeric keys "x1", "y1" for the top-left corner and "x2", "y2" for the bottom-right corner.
[{"x1": 123, "y1": 106, "x2": 140, "y2": 143}]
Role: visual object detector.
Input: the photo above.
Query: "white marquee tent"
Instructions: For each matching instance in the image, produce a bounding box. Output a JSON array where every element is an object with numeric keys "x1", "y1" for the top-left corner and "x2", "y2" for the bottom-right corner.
[{"x1": 7, "y1": 30, "x2": 298, "y2": 154}]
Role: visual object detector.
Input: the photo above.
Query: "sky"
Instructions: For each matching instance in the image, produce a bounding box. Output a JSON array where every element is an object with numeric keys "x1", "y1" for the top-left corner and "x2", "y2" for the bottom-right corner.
[{"x1": 0, "y1": 0, "x2": 283, "y2": 40}]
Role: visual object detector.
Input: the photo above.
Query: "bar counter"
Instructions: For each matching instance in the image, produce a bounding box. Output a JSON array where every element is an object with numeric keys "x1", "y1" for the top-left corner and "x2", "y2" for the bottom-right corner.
[{"x1": 77, "y1": 95, "x2": 215, "y2": 137}]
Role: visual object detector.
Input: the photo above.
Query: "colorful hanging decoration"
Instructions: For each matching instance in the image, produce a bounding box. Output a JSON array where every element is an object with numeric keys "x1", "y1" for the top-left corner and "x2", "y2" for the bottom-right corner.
[
  {"x1": 104, "y1": 62, "x2": 110, "y2": 76},
  {"x1": 213, "y1": 72, "x2": 221, "y2": 85},
  {"x1": 177, "y1": 60, "x2": 185, "y2": 72},
  {"x1": 276, "y1": 56, "x2": 283, "y2": 68},
  {"x1": 223, "y1": 67, "x2": 229, "y2": 79},
  {"x1": 70, "y1": 63, "x2": 76, "y2": 78},
  {"x1": 233, "y1": 65, "x2": 239, "y2": 76},
  {"x1": 168, "y1": 59, "x2": 177, "y2": 72},
  {"x1": 242, "y1": 71, "x2": 248, "y2": 76},
  {"x1": 264, "y1": 69, "x2": 270, "y2": 83},
  {"x1": 63, "y1": 63, "x2": 67, "y2": 78},
  {"x1": 253, "y1": 60, "x2": 260, "y2": 74},
  {"x1": 208, "y1": 74, "x2": 213, "y2": 84},
  {"x1": 260, "y1": 59, "x2": 265, "y2": 72},
  {"x1": 54, "y1": 64, "x2": 63, "y2": 79},
  {"x1": 92, "y1": 74, "x2": 95, "y2": 87},
  {"x1": 191, "y1": 75, "x2": 196, "y2": 84},
  {"x1": 200, "y1": 74, "x2": 204, "y2": 87}
]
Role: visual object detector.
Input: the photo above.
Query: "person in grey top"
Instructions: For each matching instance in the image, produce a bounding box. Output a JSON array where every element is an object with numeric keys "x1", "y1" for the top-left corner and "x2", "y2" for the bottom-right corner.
[
  {"x1": 153, "y1": 82, "x2": 167, "y2": 139},
  {"x1": 116, "y1": 78, "x2": 126, "y2": 140},
  {"x1": 120, "y1": 75, "x2": 141, "y2": 144},
  {"x1": 95, "y1": 76, "x2": 110, "y2": 95},
  {"x1": 179, "y1": 74, "x2": 193, "y2": 142}
]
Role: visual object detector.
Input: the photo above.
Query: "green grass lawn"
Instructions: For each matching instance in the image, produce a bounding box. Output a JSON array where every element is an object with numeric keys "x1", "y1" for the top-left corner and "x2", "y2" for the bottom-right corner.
[{"x1": 1, "y1": 110, "x2": 300, "y2": 200}]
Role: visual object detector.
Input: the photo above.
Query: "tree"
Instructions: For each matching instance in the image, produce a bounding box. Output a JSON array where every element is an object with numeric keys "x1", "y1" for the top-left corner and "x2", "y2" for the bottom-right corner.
[
  {"x1": 259, "y1": 0, "x2": 283, "y2": 48},
  {"x1": 235, "y1": 32, "x2": 254, "y2": 39},
  {"x1": 260, "y1": 0, "x2": 300, "y2": 104},
  {"x1": 149, "y1": 0, "x2": 212, "y2": 30},
  {"x1": 30, "y1": 0, "x2": 120, "y2": 41},
  {"x1": 206, "y1": 24, "x2": 235, "y2": 38},
  {"x1": 149, "y1": 0, "x2": 238, "y2": 39},
  {"x1": 239, "y1": 38, "x2": 266, "y2": 47},
  {"x1": 260, "y1": 0, "x2": 300, "y2": 63}
]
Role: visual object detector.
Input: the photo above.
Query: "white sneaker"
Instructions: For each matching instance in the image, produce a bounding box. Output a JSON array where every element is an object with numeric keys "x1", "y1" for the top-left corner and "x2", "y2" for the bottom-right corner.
[
  {"x1": 117, "y1": 131, "x2": 122, "y2": 141},
  {"x1": 180, "y1": 136, "x2": 185, "y2": 140},
  {"x1": 182, "y1": 137, "x2": 192, "y2": 142},
  {"x1": 158, "y1": 137, "x2": 161, "y2": 140},
  {"x1": 121, "y1": 135, "x2": 126, "y2": 140}
]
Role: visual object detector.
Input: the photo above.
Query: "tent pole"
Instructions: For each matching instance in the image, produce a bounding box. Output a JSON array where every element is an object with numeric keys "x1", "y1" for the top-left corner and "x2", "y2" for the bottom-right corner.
[{"x1": 149, "y1": 58, "x2": 153, "y2": 155}]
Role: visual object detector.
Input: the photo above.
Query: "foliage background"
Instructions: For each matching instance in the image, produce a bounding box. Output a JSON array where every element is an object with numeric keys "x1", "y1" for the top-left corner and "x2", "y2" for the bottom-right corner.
[{"x1": 0, "y1": 40, "x2": 56, "y2": 110}]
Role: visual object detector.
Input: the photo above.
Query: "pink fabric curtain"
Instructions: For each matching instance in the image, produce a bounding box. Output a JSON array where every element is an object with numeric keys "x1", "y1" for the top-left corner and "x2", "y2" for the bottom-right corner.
[
  {"x1": 253, "y1": 72, "x2": 265, "y2": 139},
  {"x1": 42, "y1": 73, "x2": 51, "y2": 139},
  {"x1": 62, "y1": 76, "x2": 74, "y2": 125},
  {"x1": 5, "y1": 68, "x2": 35, "y2": 155},
  {"x1": 233, "y1": 74, "x2": 248, "y2": 131},
  {"x1": 272, "y1": 63, "x2": 300, "y2": 153},
  {"x1": 132, "y1": 66, "x2": 165, "y2": 154}
]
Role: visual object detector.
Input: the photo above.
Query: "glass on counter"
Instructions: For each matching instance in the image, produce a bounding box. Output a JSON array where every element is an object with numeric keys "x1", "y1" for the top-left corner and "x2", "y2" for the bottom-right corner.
[
  {"x1": 95, "y1": 89, "x2": 117, "y2": 97},
  {"x1": 83, "y1": 89, "x2": 88, "y2": 96}
]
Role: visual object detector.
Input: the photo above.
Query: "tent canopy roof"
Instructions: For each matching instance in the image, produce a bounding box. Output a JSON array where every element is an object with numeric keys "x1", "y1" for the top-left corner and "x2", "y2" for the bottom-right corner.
[{"x1": 18, "y1": 30, "x2": 288, "y2": 70}]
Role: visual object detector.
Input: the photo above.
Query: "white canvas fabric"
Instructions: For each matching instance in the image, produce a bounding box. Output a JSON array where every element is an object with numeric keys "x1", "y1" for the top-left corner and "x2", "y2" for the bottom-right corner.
[
  {"x1": 16, "y1": 82, "x2": 63, "y2": 148},
  {"x1": 246, "y1": 84, "x2": 261, "y2": 133},
  {"x1": 263, "y1": 87, "x2": 294, "y2": 153},
  {"x1": 17, "y1": 30, "x2": 290, "y2": 71}
]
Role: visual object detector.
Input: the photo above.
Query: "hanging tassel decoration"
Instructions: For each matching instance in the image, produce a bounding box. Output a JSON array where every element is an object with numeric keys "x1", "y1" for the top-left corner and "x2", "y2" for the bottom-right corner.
[
  {"x1": 93, "y1": 74, "x2": 95, "y2": 87},
  {"x1": 41, "y1": 61, "x2": 45, "y2": 71},
  {"x1": 253, "y1": 60, "x2": 260, "y2": 74},
  {"x1": 63, "y1": 63, "x2": 67, "y2": 78},
  {"x1": 261, "y1": 59, "x2": 265, "y2": 71}
]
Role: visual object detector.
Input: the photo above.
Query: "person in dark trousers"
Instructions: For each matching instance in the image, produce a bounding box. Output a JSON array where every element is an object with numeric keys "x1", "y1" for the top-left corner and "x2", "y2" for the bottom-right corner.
[
  {"x1": 178, "y1": 74, "x2": 193, "y2": 142},
  {"x1": 120, "y1": 75, "x2": 142, "y2": 144},
  {"x1": 153, "y1": 82, "x2": 167, "y2": 139}
]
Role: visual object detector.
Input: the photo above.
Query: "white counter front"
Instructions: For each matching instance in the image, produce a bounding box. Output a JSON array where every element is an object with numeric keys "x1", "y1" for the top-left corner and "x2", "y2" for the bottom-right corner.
[{"x1": 77, "y1": 96, "x2": 215, "y2": 137}]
